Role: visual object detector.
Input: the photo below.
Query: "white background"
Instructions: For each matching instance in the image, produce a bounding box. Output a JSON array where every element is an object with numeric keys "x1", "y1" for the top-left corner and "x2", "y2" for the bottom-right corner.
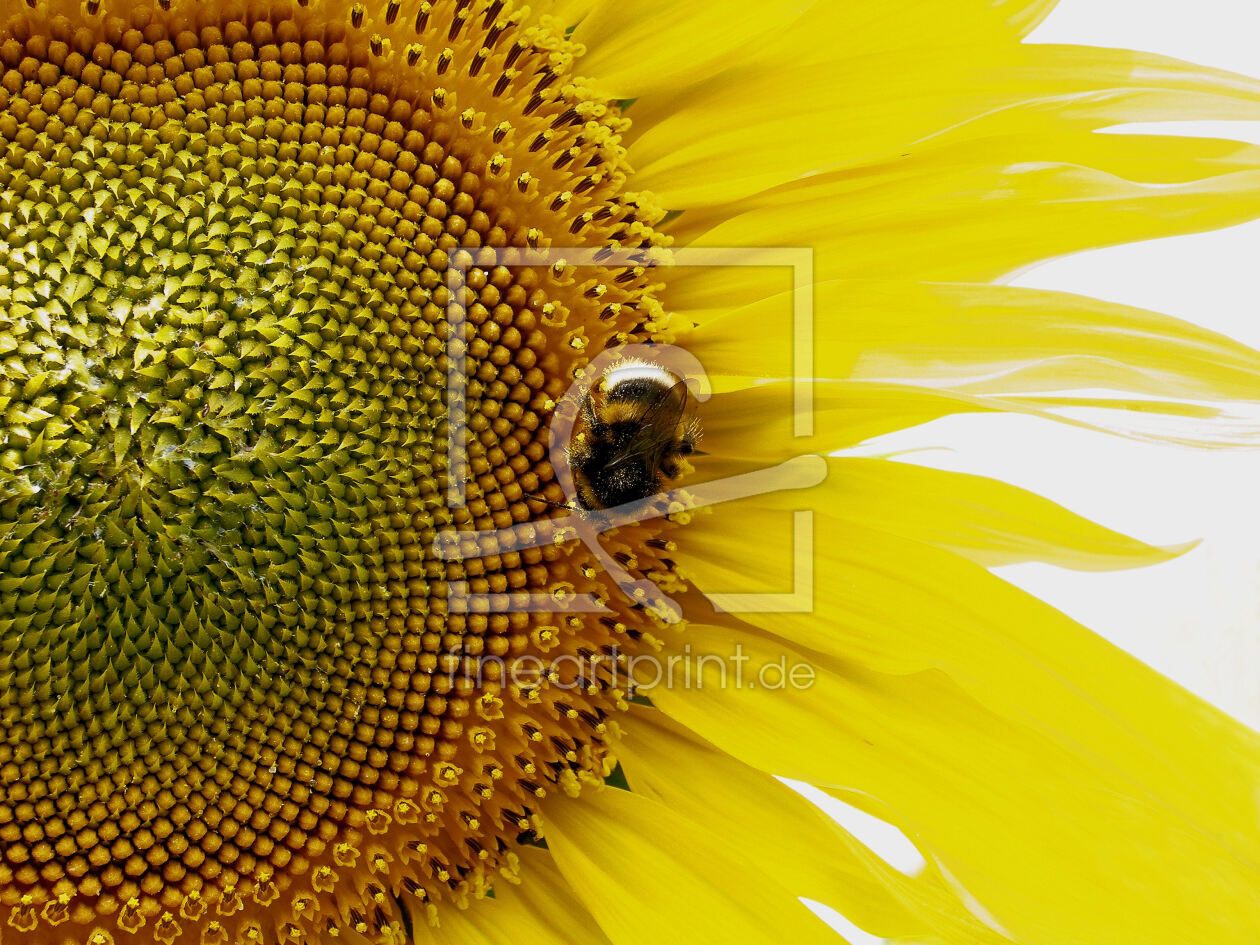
[{"x1": 809, "y1": 2, "x2": 1260, "y2": 938}]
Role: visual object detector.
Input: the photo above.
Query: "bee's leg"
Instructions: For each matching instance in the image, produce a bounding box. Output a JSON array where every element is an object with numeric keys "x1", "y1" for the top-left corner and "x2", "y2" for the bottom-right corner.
[
  {"x1": 566, "y1": 439, "x2": 598, "y2": 509},
  {"x1": 580, "y1": 393, "x2": 602, "y2": 434}
]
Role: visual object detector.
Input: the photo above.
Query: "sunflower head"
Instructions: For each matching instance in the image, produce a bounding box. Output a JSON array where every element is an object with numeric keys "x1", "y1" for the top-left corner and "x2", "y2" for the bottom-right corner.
[
  {"x1": 11, "y1": 0, "x2": 1260, "y2": 943},
  {"x1": 0, "y1": 0, "x2": 680, "y2": 941}
]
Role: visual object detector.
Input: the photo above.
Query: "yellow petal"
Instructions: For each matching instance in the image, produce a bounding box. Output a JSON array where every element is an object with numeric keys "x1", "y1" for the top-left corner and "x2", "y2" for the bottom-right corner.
[
  {"x1": 539, "y1": 0, "x2": 600, "y2": 29},
  {"x1": 571, "y1": 0, "x2": 808, "y2": 100},
  {"x1": 1000, "y1": 0, "x2": 1057, "y2": 36},
  {"x1": 696, "y1": 381, "x2": 998, "y2": 471},
  {"x1": 670, "y1": 480, "x2": 1168, "y2": 675},
  {"x1": 617, "y1": 706, "x2": 1011, "y2": 945},
  {"x1": 843, "y1": 281, "x2": 1260, "y2": 403},
  {"x1": 428, "y1": 848, "x2": 613, "y2": 945},
  {"x1": 650, "y1": 517, "x2": 1260, "y2": 945},
  {"x1": 669, "y1": 133, "x2": 1260, "y2": 283},
  {"x1": 677, "y1": 508, "x2": 1260, "y2": 810},
  {"x1": 696, "y1": 382, "x2": 1250, "y2": 503},
  {"x1": 574, "y1": 0, "x2": 1052, "y2": 101},
  {"x1": 543, "y1": 779, "x2": 841, "y2": 945},
  {"x1": 677, "y1": 469, "x2": 1183, "y2": 656},
  {"x1": 677, "y1": 279, "x2": 1260, "y2": 446},
  {"x1": 824, "y1": 457, "x2": 1185, "y2": 569},
  {"x1": 744, "y1": 0, "x2": 1059, "y2": 71},
  {"x1": 631, "y1": 45, "x2": 1260, "y2": 209},
  {"x1": 681, "y1": 280, "x2": 1260, "y2": 404},
  {"x1": 977, "y1": 391, "x2": 1260, "y2": 447}
]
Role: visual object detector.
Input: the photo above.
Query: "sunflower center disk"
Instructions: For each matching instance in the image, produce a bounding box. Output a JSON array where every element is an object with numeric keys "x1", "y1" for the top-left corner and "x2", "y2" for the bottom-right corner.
[{"x1": 0, "y1": 1, "x2": 672, "y2": 942}]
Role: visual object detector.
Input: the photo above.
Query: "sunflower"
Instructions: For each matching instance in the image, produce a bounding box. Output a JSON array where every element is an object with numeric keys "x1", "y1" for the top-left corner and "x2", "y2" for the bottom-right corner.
[{"x1": 2, "y1": 0, "x2": 1260, "y2": 943}]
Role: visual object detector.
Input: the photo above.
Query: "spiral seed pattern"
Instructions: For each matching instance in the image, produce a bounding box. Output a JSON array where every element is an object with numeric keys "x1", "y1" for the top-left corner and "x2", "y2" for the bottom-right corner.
[{"x1": 0, "y1": 1, "x2": 674, "y2": 942}]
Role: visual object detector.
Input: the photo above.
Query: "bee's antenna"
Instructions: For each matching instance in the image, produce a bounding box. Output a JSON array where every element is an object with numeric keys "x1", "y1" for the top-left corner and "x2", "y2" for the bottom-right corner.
[
  {"x1": 474, "y1": 482, "x2": 583, "y2": 514},
  {"x1": 520, "y1": 491, "x2": 581, "y2": 513}
]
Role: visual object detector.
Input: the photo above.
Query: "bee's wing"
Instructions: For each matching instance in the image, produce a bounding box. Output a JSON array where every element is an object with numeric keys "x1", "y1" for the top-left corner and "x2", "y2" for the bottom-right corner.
[{"x1": 603, "y1": 380, "x2": 690, "y2": 474}]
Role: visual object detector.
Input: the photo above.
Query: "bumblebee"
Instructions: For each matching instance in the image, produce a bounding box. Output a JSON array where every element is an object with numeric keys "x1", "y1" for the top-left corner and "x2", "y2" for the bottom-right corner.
[{"x1": 567, "y1": 360, "x2": 702, "y2": 510}]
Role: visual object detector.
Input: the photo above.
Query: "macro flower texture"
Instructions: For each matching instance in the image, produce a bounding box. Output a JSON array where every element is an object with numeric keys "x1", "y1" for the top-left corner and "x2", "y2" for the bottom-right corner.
[{"x1": 4, "y1": 0, "x2": 1260, "y2": 944}]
